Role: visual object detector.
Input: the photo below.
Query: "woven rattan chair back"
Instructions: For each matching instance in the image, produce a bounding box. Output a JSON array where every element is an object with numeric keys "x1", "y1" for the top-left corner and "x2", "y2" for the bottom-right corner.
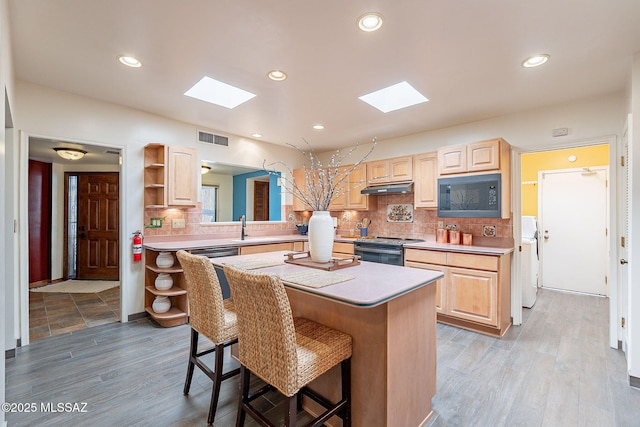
[
  {"x1": 223, "y1": 265, "x2": 299, "y2": 396},
  {"x1": 176, "y1": 250, "x2": 228, "y2": 344}
]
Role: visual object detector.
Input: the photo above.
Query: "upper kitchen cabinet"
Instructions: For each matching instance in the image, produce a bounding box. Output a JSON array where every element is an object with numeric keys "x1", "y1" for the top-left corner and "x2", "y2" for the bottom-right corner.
[
  {"x1": 413, "y1": 152, "x2": 438, "y2": 208},
  {"x1": 438, "y1": 138, "x2": 509, "y2": 175},
  {"x1": 144, "y1": 143, "x2": 198, "y2": 208},
  {"x1": 292, "y1": 168, "x2": 310, "y2": 211},
  {"x1": 328, "y1": 163, "x2": 368, "y2": 211},
  {"x1": 366, "y1": 155, "x2": 413, "y2": 184}
]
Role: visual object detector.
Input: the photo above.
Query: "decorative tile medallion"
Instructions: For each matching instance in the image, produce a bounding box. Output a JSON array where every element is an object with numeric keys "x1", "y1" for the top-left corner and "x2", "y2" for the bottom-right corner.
[
  {"x1": 482, "y1": 225, "x2": 497, "y2": 237},
  {"x1": 387, "y1": 204, "x2": 413, "y2": 223}
]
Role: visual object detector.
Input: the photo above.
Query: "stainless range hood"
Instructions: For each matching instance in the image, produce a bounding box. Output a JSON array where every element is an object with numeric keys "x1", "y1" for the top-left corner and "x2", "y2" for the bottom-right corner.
[{"x1": 361, "y1": 182, "x2": 414, "y2": 195}]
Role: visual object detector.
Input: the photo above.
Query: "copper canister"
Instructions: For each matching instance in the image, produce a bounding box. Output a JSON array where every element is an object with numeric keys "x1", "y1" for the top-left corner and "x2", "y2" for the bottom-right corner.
[
  {"x1": 462, "y1": 233, "x2": 473, "y2": 245},
  {"x1": 449, "y1": 230, "x2": 461, "y2": 245},
  {"x1": 436, "y1": 228, "x2": 449, "y2": 243}
]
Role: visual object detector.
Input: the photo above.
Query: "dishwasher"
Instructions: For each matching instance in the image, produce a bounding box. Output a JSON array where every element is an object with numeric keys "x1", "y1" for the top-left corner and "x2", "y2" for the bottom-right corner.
[{"x1": 190, "y1": 247, "x2": 239, "y2": 299}]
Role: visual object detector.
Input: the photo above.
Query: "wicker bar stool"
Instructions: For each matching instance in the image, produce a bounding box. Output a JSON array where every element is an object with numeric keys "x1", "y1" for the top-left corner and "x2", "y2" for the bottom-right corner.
[
  {"x1": 223, "y1": 265, "x2": 352, "y2": 427},
  {"x1": 176, "y1": 250, "x2": 240, "y2": 425}
]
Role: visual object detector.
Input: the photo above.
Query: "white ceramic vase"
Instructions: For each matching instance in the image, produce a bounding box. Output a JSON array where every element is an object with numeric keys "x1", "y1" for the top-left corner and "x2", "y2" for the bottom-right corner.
[
  {"x1": 156, "y1": 252, "x2": 174, "y2": 268},
  {"x1": 152, "y1": 295, "x2": 171, "y2": 313},
  {"x1": 154, "y1": 273, "x2": 173, "y2": 290},
  {"x1": 308, "y1": 211, "x2": 335, "y2": 263}
]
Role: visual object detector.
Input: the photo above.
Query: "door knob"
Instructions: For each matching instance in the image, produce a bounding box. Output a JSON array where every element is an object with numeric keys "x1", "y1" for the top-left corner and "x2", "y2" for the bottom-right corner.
[{"x1": 620, "y1": 259, "x2": 628, "y2": 265}]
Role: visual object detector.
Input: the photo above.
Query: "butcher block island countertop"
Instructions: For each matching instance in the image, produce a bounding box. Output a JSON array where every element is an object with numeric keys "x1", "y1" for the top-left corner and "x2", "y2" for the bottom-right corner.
[{"x1": 211, "y1": 250, "x2": 442, "y2": 427}]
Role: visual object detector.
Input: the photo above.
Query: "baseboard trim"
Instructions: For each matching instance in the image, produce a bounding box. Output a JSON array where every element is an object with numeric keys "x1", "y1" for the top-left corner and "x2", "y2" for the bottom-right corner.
[
  {"x1": 128, "y1": 311, "x2": 149, "y2": 322},
  {"x1": 5, "y1": 348, "x2": 16, "y2": 359},
  {"x1": 630, "y1": 375, "x2": 640, "y2": 389}
]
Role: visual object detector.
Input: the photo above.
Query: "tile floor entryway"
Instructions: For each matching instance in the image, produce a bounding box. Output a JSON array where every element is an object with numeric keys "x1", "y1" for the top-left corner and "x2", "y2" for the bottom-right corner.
[{"x1": 28, "y1": 287, "x2": 120, "y2": 340}]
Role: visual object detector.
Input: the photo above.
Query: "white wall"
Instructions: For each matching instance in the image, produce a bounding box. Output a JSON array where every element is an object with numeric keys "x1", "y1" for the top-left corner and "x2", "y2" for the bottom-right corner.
[
  {"x1": 202, "y1": 172, "x2": 233, "y2": 222},
  {"x1": 14, "y1": 81, "x2": 303, "y2": 320},
  {"x1": 326, "y1": 92, "x2": 625, "y2": 162}
]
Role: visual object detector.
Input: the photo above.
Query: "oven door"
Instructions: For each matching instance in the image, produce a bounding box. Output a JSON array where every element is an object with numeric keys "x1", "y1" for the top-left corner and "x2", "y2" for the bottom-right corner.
[{"x1": 354, "y1": 245, "x2": 404, "y2": 266}]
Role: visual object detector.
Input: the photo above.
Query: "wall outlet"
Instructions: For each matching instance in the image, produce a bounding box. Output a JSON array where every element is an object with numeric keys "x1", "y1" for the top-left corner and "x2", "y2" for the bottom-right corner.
[
  {"x1": 437, "y1": 220, "x2": 444, "y2": 229},
  {"x1": 172, "y1": 218, "x2": 186, "y2": 229},
  {"x1": 445, "y1": 224, "x2": 457, "y2": 231}
]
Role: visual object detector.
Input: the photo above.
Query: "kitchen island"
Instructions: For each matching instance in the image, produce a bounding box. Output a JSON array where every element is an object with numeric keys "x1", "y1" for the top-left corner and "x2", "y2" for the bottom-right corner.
[{"x1": 210, "y1": 251, "x2": 443, "y2": 427}]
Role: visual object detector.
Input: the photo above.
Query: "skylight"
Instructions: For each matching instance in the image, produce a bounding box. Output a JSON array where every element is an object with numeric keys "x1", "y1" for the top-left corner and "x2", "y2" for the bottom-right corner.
[
  {"x1": 184, "y1": 76, "x2": 256, "y2": 109},
  {"x1": 359, "y1": 81, "x2": 428, "y2": 113}
]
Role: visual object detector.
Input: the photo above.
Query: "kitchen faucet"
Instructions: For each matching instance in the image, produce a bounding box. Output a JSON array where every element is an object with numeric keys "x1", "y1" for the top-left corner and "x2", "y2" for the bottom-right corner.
[{"x1": 240, "y1": 215, "x2": 246, "y2": 240}]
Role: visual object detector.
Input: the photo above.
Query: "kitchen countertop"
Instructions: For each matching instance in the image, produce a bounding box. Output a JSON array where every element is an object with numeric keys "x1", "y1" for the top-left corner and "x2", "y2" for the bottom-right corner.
[
  {"x1": 143, "y1": 233, "x2": 512, "y2": 254},
  {"x1": 210, "y1": 250, "x2": 443, "y2": 307}
]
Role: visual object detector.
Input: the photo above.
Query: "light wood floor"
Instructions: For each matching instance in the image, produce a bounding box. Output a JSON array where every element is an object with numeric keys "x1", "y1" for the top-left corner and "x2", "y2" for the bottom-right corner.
[{"x1": 5, "y1": 288, "x2": 640, "y2": 426}]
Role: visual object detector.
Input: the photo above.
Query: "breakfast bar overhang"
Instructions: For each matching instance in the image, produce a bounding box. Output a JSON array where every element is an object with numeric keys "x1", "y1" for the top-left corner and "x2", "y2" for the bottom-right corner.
[{"x1": 210, "y1": 251, "x2": 443, "y2": 427}]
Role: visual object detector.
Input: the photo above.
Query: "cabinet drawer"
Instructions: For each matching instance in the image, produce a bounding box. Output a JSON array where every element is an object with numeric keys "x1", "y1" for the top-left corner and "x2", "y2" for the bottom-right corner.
[
  {"x1": 447, "y1": 252, "x2": 498, "y2": 271},
  {"x1": 404, "y1": 249, "x2": 447, "y2": 265},
  {"x1": 333, "y1": 242, "x2": 355, "y2": 254},
  {"x1": 239, "y1": 242, "x2": 293, "y2": 255}
]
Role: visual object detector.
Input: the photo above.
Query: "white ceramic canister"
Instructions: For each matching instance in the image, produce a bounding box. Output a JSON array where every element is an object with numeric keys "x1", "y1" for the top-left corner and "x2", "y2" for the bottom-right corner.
[
  {"x1": 152, "y1": 295, "x2": 171, "y2": 313},
  {"x1": 154, "y1": 273, "x2": 173, "y2": 290},
  {"x1": 156, "y1": 252, "x2": 174, "y2": 268}
]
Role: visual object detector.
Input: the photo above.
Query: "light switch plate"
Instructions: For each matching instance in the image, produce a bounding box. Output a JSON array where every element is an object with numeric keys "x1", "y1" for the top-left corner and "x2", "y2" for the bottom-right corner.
[{"x1": 172, "y1": 218, "x2": 186, "y2": 229}]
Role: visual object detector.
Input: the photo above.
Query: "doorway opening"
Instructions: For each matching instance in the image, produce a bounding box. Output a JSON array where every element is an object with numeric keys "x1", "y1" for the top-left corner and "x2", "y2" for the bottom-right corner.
[{"x1": 27, "y1": 137, "x2": 122, "y2": 341}]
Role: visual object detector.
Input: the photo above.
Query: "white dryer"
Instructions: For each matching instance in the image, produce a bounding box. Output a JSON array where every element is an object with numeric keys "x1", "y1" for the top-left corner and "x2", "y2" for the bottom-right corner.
[{"x1": 521, "y1": 216, "x2": 539, "y2": 308}]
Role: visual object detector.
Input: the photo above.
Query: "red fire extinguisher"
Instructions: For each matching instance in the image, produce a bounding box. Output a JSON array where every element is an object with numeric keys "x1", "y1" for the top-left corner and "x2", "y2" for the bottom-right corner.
[{"x1": 132, "y1": 230, "x2": 143, "y2": 263}]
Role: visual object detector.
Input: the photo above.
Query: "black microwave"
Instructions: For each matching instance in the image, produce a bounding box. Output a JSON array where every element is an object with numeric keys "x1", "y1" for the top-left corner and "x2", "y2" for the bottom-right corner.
[{"x1": 437, "y1": 173, "x2": 501, "y2": 218}]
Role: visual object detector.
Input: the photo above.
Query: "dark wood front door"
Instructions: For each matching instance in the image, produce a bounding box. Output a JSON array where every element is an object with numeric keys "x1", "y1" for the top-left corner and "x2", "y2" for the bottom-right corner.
[
  {"x1": 76, "y1": 173, "x2": 120, "y2": 280},
  {"x1": 253, "y1": 180, "x2": 270, "y2": 221}
]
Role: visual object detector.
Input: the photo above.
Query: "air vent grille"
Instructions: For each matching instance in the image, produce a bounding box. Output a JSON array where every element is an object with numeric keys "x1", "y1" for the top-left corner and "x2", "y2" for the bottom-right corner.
[
  {"x1": 198, "y1": 131, "x2": 229, "y2": 147},
  {"x1": 105, "y1": 150, "x2": 120, "y2": 155}
]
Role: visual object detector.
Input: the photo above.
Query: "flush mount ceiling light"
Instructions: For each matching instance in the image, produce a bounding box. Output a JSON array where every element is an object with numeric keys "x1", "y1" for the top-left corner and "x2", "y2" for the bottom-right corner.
[
  {"x1": 312, "y1": 124, "x2": 325, "y2": 130},
  {"x1": 201, "y1": 165, "x2": 211, "y2": 174},
  {"x1": 359, "y1": 81, "x2": 428, "y2": 113},
  {"x1": 358, "y1": 12, "x2": 383, "y2": 32},
  {"x1": 184, "y1": 76, "x2": 256, "y2": 109},
  {"x1": 117, "y1": 55, "x2": 142, "y2": 68},
  {"x1": 522, "y1": 54, "x2": 550, "y2": 68},
  {"x1": 267, "y1": 70, "x2": 287, "y2": 81},
  {"x1": 54, "y1": 147, "x2": 87, "y2": 160},
  {"x1": 251, "y1": 133, "x2": 263, "y2": 138}
]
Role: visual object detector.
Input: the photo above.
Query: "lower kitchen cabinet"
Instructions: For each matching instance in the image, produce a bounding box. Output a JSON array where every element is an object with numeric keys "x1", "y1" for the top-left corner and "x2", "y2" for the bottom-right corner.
[
  {"x1": 238, "y1": 242, "x2": 294, "y2": 255},
  {"x1": 332, "y1": 241, "x2": 354, "y2": 258},
  {"x1": 144, "y1": 249, "x2": 189, "y2": 327},
  {"x1": 405, "y1": 248, "x2": 511, "y2": 337}
]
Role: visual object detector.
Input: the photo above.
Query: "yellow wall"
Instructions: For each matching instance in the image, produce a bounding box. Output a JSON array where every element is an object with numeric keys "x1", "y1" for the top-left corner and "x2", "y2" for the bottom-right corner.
[{"x1": 521, "y1": 144, "x2": 609, "y2": 216}]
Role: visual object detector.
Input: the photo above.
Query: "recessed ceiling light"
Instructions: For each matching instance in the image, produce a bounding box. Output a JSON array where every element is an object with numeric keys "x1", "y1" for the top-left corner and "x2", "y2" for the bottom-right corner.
[
  {"x1": 184, "y1": 76, "x2": 256, "y2": 109},
  {"x1": 251, "y1": 133, "x2": 263, "y2": 138},
  {"x1": 312, "y1": 124, "x2": 325, "y2": 130},
  {"x1": 358, "y1": 12, "x2": 383, "y2": 32},
  {"x1": 54, "y1": 147, "x2": 87, "y2": 160},
  {"x1": 117, "y1": 55, "x2": 142, "y2": 68},
  {"x1": 359, "y1": 81, "x2": 428, "y2": 113},
  {"x1": 268, "y1": 70, "x2": 287, "y2": 81},
  {"x1": 522, "y1": 54, "x2": 550, "y2": 68}
]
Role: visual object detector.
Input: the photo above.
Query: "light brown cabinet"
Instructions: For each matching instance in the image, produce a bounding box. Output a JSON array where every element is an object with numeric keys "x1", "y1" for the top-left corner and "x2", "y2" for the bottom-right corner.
[
  {"x1": 366, "y1": 155, "x2": 413, "y2": 184},
  {"x1": 413, "y1": 152, "x2": 438, "y2": 208},
  {"x1": 329, "y1": 164, "x2": 369, "y2": 211},
  {"x1": 238, "y1": 242, "x2": 294, "y2": 255},
  {"x1": 144, "y1": 249, "x2": 189, "y2": 327},
  {"x1": 438, "y1": 138, "x2": 507, "y2": 175},
  {"x1": 405, "y1": 248, "x2": 511, "y2": 337},
  {"x1": 143, "y1": 143, "x2": 198, "y2": 208},
  {"x1": 332, "y1": 241, "x2": 354, "y2": 258}
]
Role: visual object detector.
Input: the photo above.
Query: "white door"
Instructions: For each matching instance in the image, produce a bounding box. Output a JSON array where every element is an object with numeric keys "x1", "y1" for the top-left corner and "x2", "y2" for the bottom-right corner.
[{"x1": 539, "y1": 167, "x2": 609, "y2": 295}]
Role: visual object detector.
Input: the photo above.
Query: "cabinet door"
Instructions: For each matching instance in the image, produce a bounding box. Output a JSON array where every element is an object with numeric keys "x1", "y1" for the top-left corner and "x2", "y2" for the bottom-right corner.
[
  {"x1": 467, "y1": 139, "x2": 500, "y2": 172},
  {"x1": 239, "y1": 242, "x2": 293, "y2": 255},
  {"x1": 438, "y1": 145, "x2": 467, "y2": 175},
  {"x1": 413, "y1": 152, "x2": 438, "y2": 208},
  {"x1": 167, "y1": 146, "x2": 198, "y2": 206},
  {"x1": 404, "y1": 260, "x2": 448, "y2": 313},
  {"x1": 448, "y1": 267, "x2": 498, "y2": 326},
  {"x1": 347, "y1": 163, "x2": 368, "y2": 209},
  {"x1": 389, "y1": 156, "x2": 413, "y2": 182},
  {"x1": 329, "y1": 166, "x2": 348, "y2": 211},
  {"x1": 292, "y1": 168, "x2": 309, "y2": 211},
  {"x1": 367, "y1": 160, "x2": 389, "y2": 184}
]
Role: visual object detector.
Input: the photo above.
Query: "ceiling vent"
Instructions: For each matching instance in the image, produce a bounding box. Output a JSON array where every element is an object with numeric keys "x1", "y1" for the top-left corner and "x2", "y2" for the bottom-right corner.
[{"x1": 198, "y1": 130, "x2": 229, "y2": 147}]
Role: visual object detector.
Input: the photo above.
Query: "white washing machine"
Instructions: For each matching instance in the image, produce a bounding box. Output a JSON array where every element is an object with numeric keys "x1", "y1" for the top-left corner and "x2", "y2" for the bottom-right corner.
[{"x1": 521, "y1": 216, "x2": 539, "y2": 308}]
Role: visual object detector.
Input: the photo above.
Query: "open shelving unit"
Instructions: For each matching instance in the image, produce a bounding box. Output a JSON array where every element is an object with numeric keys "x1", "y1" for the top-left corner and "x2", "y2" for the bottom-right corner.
[
  {"x1": 144, "y1": 143, "x2": 168, "y2": 208},
  {"x1": 144, "y1": 249, "x2": 189, "y2": 327}
]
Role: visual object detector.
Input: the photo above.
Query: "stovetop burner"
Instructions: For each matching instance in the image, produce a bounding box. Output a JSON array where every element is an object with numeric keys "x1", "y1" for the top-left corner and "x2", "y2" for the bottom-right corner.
[{"x1": 355, "y1": 236, "x2": 425, "y2": 246}]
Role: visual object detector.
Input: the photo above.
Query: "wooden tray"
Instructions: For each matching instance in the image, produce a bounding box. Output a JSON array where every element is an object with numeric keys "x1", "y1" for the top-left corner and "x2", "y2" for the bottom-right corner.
[{"x1": 284, "y1": 251, "x2": 360, "y2": 271}]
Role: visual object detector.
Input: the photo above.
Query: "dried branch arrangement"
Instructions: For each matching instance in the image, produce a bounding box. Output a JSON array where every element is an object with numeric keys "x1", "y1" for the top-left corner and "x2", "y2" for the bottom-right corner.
[{"x1": 264, "y1": 137, "x2": 377, "y2": 211}]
